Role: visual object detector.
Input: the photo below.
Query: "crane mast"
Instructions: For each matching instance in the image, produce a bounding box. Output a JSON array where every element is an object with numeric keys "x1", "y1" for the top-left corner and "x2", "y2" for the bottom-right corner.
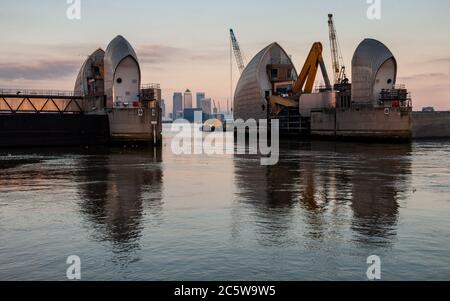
[
  {"x1": 328, "y1": 14, "x2": 347, "y2": 85},
  {"x1": 229, "y1": 29, "x2": 246, "y2": 74}
]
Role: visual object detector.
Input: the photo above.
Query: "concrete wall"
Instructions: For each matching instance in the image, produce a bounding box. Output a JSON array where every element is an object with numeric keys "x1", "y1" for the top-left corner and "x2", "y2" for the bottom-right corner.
[
  {"x1": 311, "y1": 107, "x2": 412, "y2": 140},
  {"x1": 107, "y1": 107, "x2": 161, "y2": 144},
  {"x1": 299, "y1": 92, "x2": 336, "y2": 117},
  {"x1": 310, "y1": 109, "x2": 336, "y2": 136},
  {"x1": 412, "y1": 112, "x2": 450, "y2": 139}
]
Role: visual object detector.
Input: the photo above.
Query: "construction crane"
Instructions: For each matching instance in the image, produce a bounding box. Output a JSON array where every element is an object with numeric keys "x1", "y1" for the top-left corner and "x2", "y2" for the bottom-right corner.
[
  {"x1": 328, "y1": 14, "x2": 348, "y2": 85},
  {"x1": 229, "y1": 29, "x2": 246, "y2": 74},
  {"x1": 293, "y1": 42, "x2": 332, "y2": 94}
]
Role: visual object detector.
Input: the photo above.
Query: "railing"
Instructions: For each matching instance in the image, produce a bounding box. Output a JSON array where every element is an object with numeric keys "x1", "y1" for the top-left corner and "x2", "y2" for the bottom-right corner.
[
  {"x1": 393, "y1": 84, "x2": 407, "y2": 90},
  {"x1": 141, "y1": 83, "x2": 161, "y2": 90},
  {"x1": 0, "y1": 97, "x2": 84, "y2": 114},
  {"x1": 348, "y1": 102, "x2": 376, "y2": 110},
  {"x1": 379, "y1": 84, "x2": 412, "y2": 108},
  {"x1": 312, "y1": 85, "x2": 333, "y2": 93},
  {"x1": 0, "y1": 88, "x2": 84, "y2": 97}
]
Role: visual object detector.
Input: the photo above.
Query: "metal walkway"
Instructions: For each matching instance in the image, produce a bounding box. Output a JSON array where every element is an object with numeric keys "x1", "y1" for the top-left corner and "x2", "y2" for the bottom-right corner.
[{"x1": 0, "y1": 88, "x2": 85, "y2": 114}]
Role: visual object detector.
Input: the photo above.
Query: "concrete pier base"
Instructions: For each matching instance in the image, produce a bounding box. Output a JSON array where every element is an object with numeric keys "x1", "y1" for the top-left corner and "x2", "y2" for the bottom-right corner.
[
  {"x1": 107, "y1": 108, "x2": 162, "y2": 145},
  {"x1": 310, "y1": 107, "x2": 412, "y2": 141},
  {"x1": 412, "y1": 112, "x2": 450, "y2": 139}
]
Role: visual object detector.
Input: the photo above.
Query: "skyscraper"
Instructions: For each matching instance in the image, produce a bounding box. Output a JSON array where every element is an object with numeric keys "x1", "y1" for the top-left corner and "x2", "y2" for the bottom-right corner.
[
  {"x1": 173, "y1": 92, "x2": 183, "y2": 120},
  {"x1": 160, "y1": 99, "x2": 166, "y2": 118},
  {"x1": 196, "y1": 92, "x2": 205, "y2": 109},
  {"x1": 184, "y1": 89, "x2": 193, "y2": 109},
  {"x1": 201, "y1": 98, "x2": 212, "y2": 115}
]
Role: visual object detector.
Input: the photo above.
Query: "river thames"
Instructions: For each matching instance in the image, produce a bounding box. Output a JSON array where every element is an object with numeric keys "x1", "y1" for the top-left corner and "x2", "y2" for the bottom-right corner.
[{"x1": 1, "y1": 128, "x2": 449, "y2": 280}]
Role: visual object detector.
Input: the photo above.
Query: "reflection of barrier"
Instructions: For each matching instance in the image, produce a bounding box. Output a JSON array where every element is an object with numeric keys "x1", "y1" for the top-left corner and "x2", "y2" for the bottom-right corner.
[{"x1": 0, "y1": 89, "x2": 84, "y2": 114}]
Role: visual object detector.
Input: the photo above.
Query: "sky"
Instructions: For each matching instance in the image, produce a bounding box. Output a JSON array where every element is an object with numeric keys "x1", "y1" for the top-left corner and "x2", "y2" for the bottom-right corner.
[{"x1": 0, "y1": 0, "x2": 449, "y2": 112}]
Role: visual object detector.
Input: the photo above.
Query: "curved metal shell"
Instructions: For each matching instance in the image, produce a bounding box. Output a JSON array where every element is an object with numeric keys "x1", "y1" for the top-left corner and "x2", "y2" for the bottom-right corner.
[
  {"x1": 234, "y1": 43, "x2": 297, "y2": 121},
  {"x1": 351, "y1": 39, "x2": 397, "y2": 105},
  {"x1": 74, "y1": 48, "x2": 105, "y2": 95},
  {"x1": 104, "y1": 35, "x2": 141, "y2": 107}
]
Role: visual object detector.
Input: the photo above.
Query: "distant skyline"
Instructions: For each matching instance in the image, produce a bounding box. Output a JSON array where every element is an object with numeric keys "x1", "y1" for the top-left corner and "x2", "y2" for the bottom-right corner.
[
  {"x1": 0, "y1": 0, "x2": 449, "y2": 111},
  {"x1": 183, "y1": 89, "x2": 193, "y2": 109},
  {"x1": 172, "y1": 92, "x2": 183, "y2": 119},
  {"x1": 196, "y1": 92, "x2": 206, "y2": 110}
]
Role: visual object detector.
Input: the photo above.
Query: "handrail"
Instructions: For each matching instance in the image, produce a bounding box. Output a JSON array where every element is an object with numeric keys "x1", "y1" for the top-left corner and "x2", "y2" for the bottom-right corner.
[
  {"x1": 141, "y1": 83, "x2": 161, "y2": 90},
  {"x1": 0, "y1": 88, "x2": 84, "y2": 97}
]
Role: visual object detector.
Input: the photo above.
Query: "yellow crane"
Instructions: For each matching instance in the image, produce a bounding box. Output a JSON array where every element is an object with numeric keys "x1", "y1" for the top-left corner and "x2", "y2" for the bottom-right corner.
[
  {"x1": 269, "y1": 42, "x2": 331, "y2": 115},
  {"x1": 293, "y1": 42, "x2": 331, "y2": 93}
]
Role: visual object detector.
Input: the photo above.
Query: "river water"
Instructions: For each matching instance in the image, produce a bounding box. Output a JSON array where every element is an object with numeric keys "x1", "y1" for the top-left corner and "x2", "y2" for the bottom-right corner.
[{"x1": 1, "y1": 127, "x2": 449, "y2": 280}]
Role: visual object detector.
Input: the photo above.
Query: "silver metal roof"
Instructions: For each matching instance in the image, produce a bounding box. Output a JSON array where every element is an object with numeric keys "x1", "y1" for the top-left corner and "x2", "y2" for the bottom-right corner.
[
  {"x1": 234, "y1": 43, "x2": 297, "y2": 120},
  {"x1": 104, "y1": 35, "x2": 139, "y2": 74},
  {"x1": 351, "y1": 38, "x2": 397, "y2": 104},
  {"x1": 103, "y1": 35, "x2": 141, "y2": 107},
  {"x1": 74, "y1": 48, "x2": 104, "y2": 95}
]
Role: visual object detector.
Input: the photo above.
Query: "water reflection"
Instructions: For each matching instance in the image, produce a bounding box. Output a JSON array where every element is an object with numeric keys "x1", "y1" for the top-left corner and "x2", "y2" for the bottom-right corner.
[
  {"x1": 76, "y1": 147, "x2": 163, "y2": 259},
  {"x1": 346, "y1": 143, "x2": 411, "y2": 245},
  {"x1": 2, "y1": 139, "x2": 449, "y2": 280},
  {"x1": 233, "y1": 141, "x2": 412, "y2": 247}
]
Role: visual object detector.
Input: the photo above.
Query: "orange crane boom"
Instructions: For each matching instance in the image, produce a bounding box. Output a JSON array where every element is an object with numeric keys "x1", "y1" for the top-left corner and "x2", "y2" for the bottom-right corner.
[
  {"x1": 293, "y1": 42, "x2": 331, "y2": 94},
  {"x1": 269, "y1": 42, "x2": 332, "y2": 116}
]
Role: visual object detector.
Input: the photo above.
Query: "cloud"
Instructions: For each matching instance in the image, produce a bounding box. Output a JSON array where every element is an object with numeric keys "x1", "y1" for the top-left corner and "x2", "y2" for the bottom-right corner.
[
  {"x1": 136, "y1": 44, "x2": 227, "y2": 65},
  {"x1": 0, "y1": 60, "x2": 79, "y2": 80},
  {"x1": 398, "y1": 72, "x2": 448, "y2": 81},
  {"x1": 188, "y1": 50, "x2": 227, "y2": 62},
  {"x1": 136, "y1": 45, "x2": 184, "y2": 64},
  {"x1": 428, "y1": 57, "x2": 450, "y2": 63},
  {"x1": 0, "y1": 43, "x2": 226, "y2": 84}
]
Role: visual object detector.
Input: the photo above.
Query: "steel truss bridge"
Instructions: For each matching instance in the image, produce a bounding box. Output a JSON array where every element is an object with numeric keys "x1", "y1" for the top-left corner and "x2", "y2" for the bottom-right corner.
[{"x1": 0, "y1": 89, "x2": 85, "y2": 114}]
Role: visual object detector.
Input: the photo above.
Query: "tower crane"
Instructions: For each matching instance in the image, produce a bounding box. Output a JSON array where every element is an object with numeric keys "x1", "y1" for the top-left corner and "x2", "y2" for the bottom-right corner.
[
  {"x1": 328, "y1": 14, "x2": 348, "y2": 86},
  {"x1": 229, "y1": 29, "x2": 246, "y2": 74}
]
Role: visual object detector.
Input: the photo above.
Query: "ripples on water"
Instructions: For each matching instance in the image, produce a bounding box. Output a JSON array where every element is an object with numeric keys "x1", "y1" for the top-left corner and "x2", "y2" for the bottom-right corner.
[{"x1": 0, "y1": 131, "x2": 449, "y2": 280}]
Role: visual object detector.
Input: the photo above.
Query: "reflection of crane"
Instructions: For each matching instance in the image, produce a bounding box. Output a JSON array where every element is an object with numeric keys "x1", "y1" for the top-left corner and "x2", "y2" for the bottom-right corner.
[
  {"x1": 328, "y1": 14, "x2": 348, "y2": 85},
  {"x1": 229, "y1": 29, "x2": 246, "y2": 74}
]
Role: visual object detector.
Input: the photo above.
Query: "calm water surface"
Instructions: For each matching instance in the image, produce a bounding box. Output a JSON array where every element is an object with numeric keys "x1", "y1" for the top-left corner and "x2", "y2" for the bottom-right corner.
[{"x1": 1, "y1": 128, "x2": 449, "y2": 280}]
